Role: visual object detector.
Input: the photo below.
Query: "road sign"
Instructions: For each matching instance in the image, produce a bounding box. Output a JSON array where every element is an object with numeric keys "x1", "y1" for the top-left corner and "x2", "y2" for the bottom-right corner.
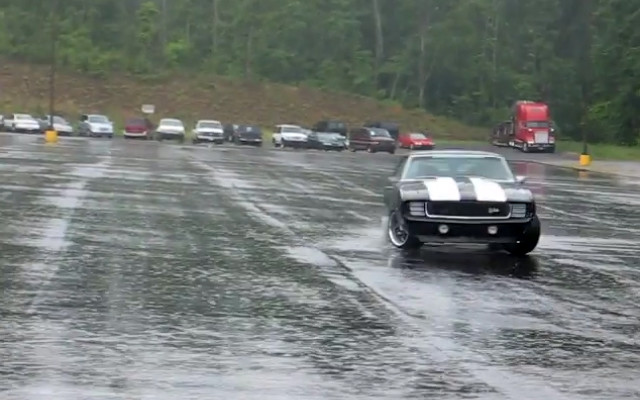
[{"x1": 141, "y1": 104, "x2": 155, "y2": 114}]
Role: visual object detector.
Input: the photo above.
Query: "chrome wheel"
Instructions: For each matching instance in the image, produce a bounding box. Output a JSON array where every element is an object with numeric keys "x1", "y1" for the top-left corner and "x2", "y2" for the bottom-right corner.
[{"x1": 388, "y1": 210, "x2": 409, "y2": 247}]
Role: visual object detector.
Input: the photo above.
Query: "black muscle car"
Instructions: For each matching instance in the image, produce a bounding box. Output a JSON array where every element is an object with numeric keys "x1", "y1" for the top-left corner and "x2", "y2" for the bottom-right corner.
[
  {"x1": 306, "y1": 131, "x2": 346, "y2": 151},
  {"x1": 234, "y1": 124, "x2": 263, "y2": 146},
  {"x1": 383, "y1": 150, "x2": 540, "y2": 255}
]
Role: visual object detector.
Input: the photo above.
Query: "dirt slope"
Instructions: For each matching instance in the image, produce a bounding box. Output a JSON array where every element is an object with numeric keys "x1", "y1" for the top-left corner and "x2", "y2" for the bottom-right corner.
[{"x1": 0, "y1": 59, "x2": 483, "y2": 138}]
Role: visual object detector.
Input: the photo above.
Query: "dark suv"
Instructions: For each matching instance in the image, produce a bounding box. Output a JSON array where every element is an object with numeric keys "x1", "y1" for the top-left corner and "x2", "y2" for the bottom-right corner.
[
  {"x1": 312, "y1": 120, "x2": 348, "y2": 137},
  {"x1": 234, "y1": 125, "x2": 263, "y2": 146}
]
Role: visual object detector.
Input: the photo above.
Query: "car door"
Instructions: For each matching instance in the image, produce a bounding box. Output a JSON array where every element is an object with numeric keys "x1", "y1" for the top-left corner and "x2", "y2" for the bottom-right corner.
[{"x1": 383, "y1": 155, "x2": 408, "y2": 209}]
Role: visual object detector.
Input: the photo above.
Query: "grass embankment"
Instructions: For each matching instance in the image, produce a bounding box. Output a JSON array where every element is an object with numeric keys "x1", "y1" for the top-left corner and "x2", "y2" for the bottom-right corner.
[
  {"x1": 554, "y1": 141, "x2": 640, "y2": 161},
  {"x1": 0, "y1": 59, "x2": 485, "y2": 141}
]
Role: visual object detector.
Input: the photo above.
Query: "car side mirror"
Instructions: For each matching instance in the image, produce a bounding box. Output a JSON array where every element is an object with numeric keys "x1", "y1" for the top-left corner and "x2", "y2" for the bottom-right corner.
[{"x1": 515, "y1": 175, "x2": 527, "y2": 184}]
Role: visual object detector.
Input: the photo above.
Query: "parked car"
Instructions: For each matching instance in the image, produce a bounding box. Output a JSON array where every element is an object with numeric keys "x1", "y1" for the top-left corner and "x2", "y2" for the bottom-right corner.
[
  {"x1": 272, "y1": 124, "x2": 308, "y2": 148},
  {"x1": 36, "y1": 115, "x2": 74, "y2": 136},
  {"x1": 364, "y1": 121, "x2": 400, "y2": 140},
  {"x1": 4, "y1": 113, "x2": 41, "y2": 133},
  {"x1": 312, "y1": 120, "x2": 348, "y2": 137},
  {"x1": 123, "y1": 117, "x2": 155, "y2": 139},
  {"x1": 78, "y1": 114, "x2": 114, "y2": 138},
  {"x1": 192, "y1": 120, "x2": 225, "y2": 144},
  {"x1": 155, "y1": 118, "x2": 185, "y2": 142},
  {"x1": 383, "y1": 150, "x2": 540, "y2": 255},
  {"x1": 397, "y1": 132, "x2": 435, "y2": 150},
  {"x1": 223, "y1": 123, "x2": 240, "y2": 142},
  {"x1": 306, "y1": 131, "x2": 346, "y2": 151},
  {"x1": 234, "y1": 125, "x2": 263, "y2": 146},
  {"x1": 347, "y1": 127, "x2": 396, "y2": 154}
]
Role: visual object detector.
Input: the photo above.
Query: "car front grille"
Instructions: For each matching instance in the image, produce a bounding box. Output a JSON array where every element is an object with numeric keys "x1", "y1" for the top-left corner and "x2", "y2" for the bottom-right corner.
[{"x1": 407, "y1": 201, "x2": 532, "y2": 219}]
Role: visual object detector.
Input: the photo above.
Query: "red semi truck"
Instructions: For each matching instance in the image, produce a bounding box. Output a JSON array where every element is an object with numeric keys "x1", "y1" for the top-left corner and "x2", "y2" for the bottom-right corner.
[{"x1": 491, "y1": 101, "x2": 556, "y2": 153}]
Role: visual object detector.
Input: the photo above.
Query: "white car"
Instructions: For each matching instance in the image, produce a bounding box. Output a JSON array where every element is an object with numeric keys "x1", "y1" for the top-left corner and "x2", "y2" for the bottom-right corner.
[
  {"x1": 5, "y1": 113, "x2": 41, "y2": 133},
  {"x1": 272, "y1": 124, "x2": 308, "y2": 148},
  {"x1": 192, "y1": 120, "x2": 224, "y2": 144},
  {"x1": 79, "y1": 114, "x2": 114, "y2": 138},
  {"x1": 156, "y1": 118, "x2": 186, "y2": 142}
]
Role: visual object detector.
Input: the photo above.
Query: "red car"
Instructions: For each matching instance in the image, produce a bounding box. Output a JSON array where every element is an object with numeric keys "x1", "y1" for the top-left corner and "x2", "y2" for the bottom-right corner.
[
  {"x1": 397, "y1": 132, "x2": 434, "y2": 150},
  {"x1": 124, "y1": 117, "x2": 155, "y2": 140}
]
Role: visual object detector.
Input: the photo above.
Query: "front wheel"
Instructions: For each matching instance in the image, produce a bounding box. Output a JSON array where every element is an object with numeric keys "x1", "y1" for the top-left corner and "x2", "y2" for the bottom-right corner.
[
  {"x1": 387, "y1": 210, "x2": 421, "y2": 249},
  {"x1": 504, "y1": 215, "x2": 541, "y2": 256}
]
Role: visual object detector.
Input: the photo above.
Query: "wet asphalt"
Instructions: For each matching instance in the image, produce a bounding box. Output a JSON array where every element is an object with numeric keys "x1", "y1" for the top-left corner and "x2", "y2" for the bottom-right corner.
[{"x1": 1, "y1": 133, "x2": 639, "y2": 400}]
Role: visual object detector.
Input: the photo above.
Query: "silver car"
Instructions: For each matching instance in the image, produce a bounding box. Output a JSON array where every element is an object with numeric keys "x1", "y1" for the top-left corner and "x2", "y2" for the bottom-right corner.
[{"x1": 38, "y1": 115, "x2": 74, "y2": 136}]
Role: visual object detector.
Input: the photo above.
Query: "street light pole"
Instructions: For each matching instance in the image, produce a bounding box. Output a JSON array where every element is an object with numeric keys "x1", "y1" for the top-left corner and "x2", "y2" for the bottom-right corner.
[{"x1": 48, "y1": 0, "x2": 57, "y2": 130}]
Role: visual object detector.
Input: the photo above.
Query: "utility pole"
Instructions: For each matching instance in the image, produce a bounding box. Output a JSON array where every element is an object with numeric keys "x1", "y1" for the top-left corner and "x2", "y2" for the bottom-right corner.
[{"x1": 48, "y1": 0, "x2": 58, "y2": 130}]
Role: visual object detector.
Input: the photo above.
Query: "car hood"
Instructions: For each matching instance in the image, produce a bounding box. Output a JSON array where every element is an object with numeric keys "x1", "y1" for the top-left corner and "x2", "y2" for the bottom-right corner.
[
  {"x1": 410, "y1": 138, "x2": 433, "y2": 144},
  {"x1": 159, "y1": 125, "x2": 184, "y2": 132},
  {"x1": 89, "y1": 122, "x2": 113, "y2": 129},
  {"x1": 397, "y1": 176, "x2": 533, "y2": 203},
  {"x1": 281, "y1": 132, "x2": 307, "y2": 140},
  {"x1": 195, "y1": 128, "x2": 223, "y2": 134},
  {"x1": 318, "y1": 135, "x2": 345, "y2": 142},
  {"x1": 54, "y1": 122, "x2": 72, "y2": 130},
  {"x1": 16, "y1": 119, "x2": 39, "y2": 125}
]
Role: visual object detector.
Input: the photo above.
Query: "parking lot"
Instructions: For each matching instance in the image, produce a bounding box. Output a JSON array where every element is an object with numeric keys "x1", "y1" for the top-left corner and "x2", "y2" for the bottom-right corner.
[{"x1": 1, "y1": 132, "x2": 639, "y2": 399}]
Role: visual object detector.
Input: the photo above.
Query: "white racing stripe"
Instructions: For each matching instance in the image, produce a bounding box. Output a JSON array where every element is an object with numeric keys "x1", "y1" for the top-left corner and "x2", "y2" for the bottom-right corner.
[
  {"x1": 424, "y1": 177, "x2": 461, "y2": 201},
  {"x1": 469, "y1": 177, "x2": 507, "y2": 202}
]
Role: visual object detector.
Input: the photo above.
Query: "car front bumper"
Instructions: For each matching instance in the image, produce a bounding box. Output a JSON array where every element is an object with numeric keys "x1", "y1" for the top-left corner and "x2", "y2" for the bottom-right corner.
[
  {"x1": 196, "y1": 134, "x2": 224, "y2": 142},
  {"x1": 319, "y1": 143, "x2": 345, "y2": 150},
  {"x1": 282, "y1": 139, "x2": 307, "y2": 148},
  {"x1": 525, "y1": 142, "x2": 555, "y2": 150},
  {"x1": 124, "y1": 131, "x2": 149, "y2": 137},
  {"x1": 237, "y1": 137, "x2": 262, "y2": 144},
  {"x1": 405, "y1": 217, "x2": 533, "y2": 244},
  {"x1": 409, "y1": 144, "x2": 434, "y2": 150},
  {"x1": 157, "y1": 131, "x2": 185, "y2": 139}
]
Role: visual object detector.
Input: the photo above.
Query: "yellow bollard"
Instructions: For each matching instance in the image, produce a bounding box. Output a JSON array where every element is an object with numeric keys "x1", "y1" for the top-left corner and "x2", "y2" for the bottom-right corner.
[
  {"x1": 579, "y1": 153, "x2": 591, "y2": 167},
  {"x1": 45, "y1": 129, "x2": 58, "y2": 143}
]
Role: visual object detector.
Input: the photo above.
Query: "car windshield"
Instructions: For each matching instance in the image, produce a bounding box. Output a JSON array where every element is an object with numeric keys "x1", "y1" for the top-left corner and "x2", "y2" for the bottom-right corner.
[
  {"x1": 409, "y1": 133, "x2": 427, "y2": 139},
  {"x1": 370, "y1": 128, "x2": 390, "y2": 137},
  {"x1": 198, "y1": 121, "x2": 222, "y2": 129},
  {"x1": 282, "y1": 126, "x2": 303, "y2": 133},
  {"x1": 53, "y1": 116, "x2": 66, "y2": 124},
  {"x1": 16, "y1": 114, "x2": 33, "y2": 120},
  {"x1": 88, "y1": 115, "x2": 108, "y2": 123},
  {"x1": 162, "y1": 119, "x2": 183, "y2": 127},
  {"x1": 327, "y1": 122, "x2": 345, "y2": 129},
  {"x1": 404, "y1": 156, "x2": 514, "y2": 181},
  {"x1": 241, "y1": 125, "x2": 260, "y2": 132}
]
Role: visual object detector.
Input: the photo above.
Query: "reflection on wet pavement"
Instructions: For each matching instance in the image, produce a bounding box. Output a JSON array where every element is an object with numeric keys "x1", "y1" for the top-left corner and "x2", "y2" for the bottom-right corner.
[{"x1": 1, "y1": 134, "x2": 639, "y2": 399}]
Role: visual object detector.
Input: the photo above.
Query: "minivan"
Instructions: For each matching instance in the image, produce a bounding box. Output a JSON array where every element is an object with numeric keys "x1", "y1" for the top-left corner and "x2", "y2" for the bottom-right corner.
[{"x1": 348, "y1": 127, "x2": 396, "y2": 154}]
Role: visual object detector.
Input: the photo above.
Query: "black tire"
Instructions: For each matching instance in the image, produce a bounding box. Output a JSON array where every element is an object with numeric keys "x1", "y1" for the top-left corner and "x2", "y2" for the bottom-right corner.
[
  {"x1": 367, "y1": 146, "x2": 376, "y2": 153},
  {"x1": 387, "y1": 210, "x2": 421, "y2": 249},
  {"x1": 504, "y1": 215, "x2": 541, "y2": 256},
  {"x1": 388, "y1": 149, "x2": 395, "y2": 154}
]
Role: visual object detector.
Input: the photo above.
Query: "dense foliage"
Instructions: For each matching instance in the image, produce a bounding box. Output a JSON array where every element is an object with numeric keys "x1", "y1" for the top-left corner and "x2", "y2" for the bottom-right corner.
[{"x1": 0, "y1": 0, "x2": 638, "y2": 144}]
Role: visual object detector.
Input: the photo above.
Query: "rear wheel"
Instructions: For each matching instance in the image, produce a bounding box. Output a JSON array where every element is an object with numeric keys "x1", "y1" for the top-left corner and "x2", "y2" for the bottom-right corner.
[
  {"x1": 504, "y1": 215, "x2": 541, "y2": 256},
  {"x1": 387, "y1": 210, "x2": 421, "y2": 249}
]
